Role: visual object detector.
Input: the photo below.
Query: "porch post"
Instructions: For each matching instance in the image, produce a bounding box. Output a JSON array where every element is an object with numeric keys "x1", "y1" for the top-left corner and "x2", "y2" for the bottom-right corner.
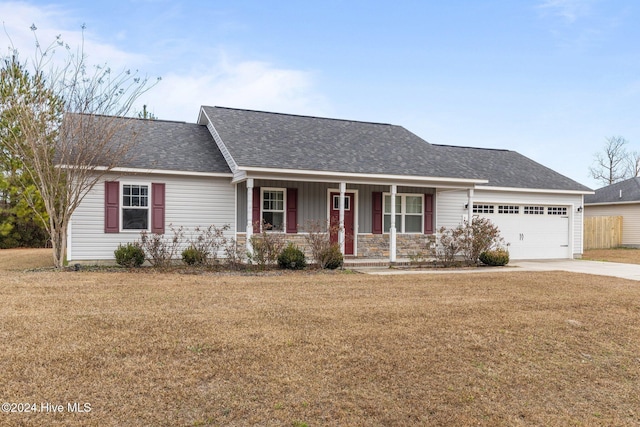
[
  {"x1": 390, "y1": 184, "x2": 397, "y2": 262},
  {"x1": 467, "y1": 188, "x2": 474, "y2": 224},
  {"x1": 246, "y1": 178, "x2": 254, "y2": 256},
  {"x1": 339, "y1": 182, "x2": 346, "y2": 255}
]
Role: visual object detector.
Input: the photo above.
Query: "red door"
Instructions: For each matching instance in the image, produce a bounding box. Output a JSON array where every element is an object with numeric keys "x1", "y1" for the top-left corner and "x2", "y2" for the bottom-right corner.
[{"x1": 329, "y1": 192, "x2": 355, "y2": 255}]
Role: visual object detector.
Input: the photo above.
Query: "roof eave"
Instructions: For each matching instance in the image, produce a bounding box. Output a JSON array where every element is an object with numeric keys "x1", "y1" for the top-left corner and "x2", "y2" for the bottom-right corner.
[
  {"x1": 477, "y1": 185, "x2": 594, "y2": 195},
  {"x1": 232, "y1": 166, "x2": 487, "y2": 188}
]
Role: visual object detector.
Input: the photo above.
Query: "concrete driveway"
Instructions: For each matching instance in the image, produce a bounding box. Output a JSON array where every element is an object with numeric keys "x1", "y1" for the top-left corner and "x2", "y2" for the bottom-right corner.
[
  {"x1": 357, "y1": 259, "x2": 640, "y2": 281},
  {"x1": 511, "y1": 260, "x2": 640, "y2": 281}
]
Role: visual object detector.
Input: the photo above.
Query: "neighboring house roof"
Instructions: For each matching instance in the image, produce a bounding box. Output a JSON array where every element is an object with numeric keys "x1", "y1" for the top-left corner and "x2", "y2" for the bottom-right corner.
[
  {"x1": 199, "y1": 106, "x2": 591, "y2": 192},
  {"x1": 585, "y1": 177, "x2": 640, "y2": 204},
  {"x1": 82, "y1": 115, "x2": 231, "y2": 174}
]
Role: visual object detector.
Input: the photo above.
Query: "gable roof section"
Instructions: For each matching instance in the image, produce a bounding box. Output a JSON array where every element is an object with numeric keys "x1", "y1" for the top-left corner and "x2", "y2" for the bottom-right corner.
[
  {"x1": 80, "y1": 115, "x2": 231, "y2": 174},
  {"x1": 200, "y1": 106, "x2": 484, "y2": 180},
  {"x1": 433, "y1": 145, "x2": 592, "y2": 191},
  {"x1": 585, "y1": 177, "x2": 640, "y2": 204},
  {"x1": 200, "y1": 106, "x2": 590, "y2": 192}
]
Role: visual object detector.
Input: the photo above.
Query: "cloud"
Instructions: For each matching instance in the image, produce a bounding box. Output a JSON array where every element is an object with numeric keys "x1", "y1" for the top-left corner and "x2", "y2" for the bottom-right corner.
[
  {"x1": 537, "y1": 0, "x2": 596, "y2": 23},
  {"x1": 0, "y1": 1, "x2": 145, "y2": 70},
  {"x1": 0, "y1": 1, "x2": 329, "y2": 122},
  {"x1": 135, "y1": 52, "x2": 330, "y2": 122}
]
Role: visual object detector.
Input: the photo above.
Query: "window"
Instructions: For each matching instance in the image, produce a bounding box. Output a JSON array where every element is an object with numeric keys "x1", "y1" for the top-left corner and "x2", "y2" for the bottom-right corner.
[
  {"x1": 547, "y1": 206, "x2": 567, "y2": 215},
  {"x1": 498, "y1": 205, "x2": 519, "y2": 214},
  {"x1": 122, "y1": 184, "x2": 149, "y2": 230},
  {"x1": 333, "y1": 195, "x2": 351, "y2": 210},
  {"x1": 473, "y1": 204, "x2": 494, "y2": 214},
  {"x1": 383, "y1": 194, "x2": 423, "y2": 233},
  {"x1": 524, "y1": 206, "x2": 544, "y2": 215},
  {"x1": 262, "y1": 189, "x2": 285, "y2": 231}
]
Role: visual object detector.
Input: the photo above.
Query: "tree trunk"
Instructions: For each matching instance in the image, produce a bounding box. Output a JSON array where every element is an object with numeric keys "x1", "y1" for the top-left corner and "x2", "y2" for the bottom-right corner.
[{"x1": 50, "y1": 220, "x2": 67, "y2": 269}]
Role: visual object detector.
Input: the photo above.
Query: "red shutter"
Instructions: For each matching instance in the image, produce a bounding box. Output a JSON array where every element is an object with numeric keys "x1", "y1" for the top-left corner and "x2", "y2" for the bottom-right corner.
[
  {"x1": 424, "y1": 193, "x2": 434, "y2": 234},
  {"x1": 252, "y1": 187, "x2": 261, "y2": 232},
  {"x1": 151, "y1": 183, "x2": 165, "y2": 234},
  {"x1": 104, "y1": 181, "x2": 119, "y2": 233},
  {"x1": 372, "y1": 192, "x2": 383, "y2": 234},
  {"x1": 286, "y1": 188, "x2": 298, "y2": 233}
]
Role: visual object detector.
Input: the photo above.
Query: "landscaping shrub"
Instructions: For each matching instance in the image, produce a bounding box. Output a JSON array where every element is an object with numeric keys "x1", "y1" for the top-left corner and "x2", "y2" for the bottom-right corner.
[
  {"x1": 139, "y1": 225, "x2": 185, "y2": 269},
  {"x1": 249, "y1": 227, "x2": 285, "y2": 268},
  {"x1": 184, "y1": 224, "x2": 229, "y2": 265},
  {"x1": 459, "y1": 218, "x2": 505, "y2": 264},
  {"x1": 319, "y1": 244, "x2": 343, "y2": 270},
  {"x1": 479, "y1": 248, "x2": 510, "y2": 266},
  {"x1": 114, "y1": 242, "x2": 145, "y2": 268},
  {"x1": 181, "y1": 246, "x2": 206, "y2": 266},
  {"x1": 223, "y1": 237, "x2": 246, "y2": 270},
  {"x1": 431, "y1": 218, "x2": 506, "y2": 266},
  {"x1": 277, "y1": 243, "x2": 307, "y2": 270}
]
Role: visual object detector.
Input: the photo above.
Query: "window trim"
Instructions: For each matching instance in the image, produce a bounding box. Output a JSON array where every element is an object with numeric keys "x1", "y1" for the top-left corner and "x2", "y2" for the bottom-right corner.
[
  {"x1": 261, "y1": 187, "x2": 287, "y2": 232},
  {"x1": 120, "y1": 181, "x2": 151, "y2": 232},
  {"x1": 382, "y1": 193, "x2": 424, "y2": 234}
]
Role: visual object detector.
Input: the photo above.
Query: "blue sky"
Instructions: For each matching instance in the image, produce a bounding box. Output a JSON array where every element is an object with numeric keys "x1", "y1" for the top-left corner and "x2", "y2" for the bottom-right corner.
[{"x1": 1, "y1": 0, "x2": 639, "y2": 189}]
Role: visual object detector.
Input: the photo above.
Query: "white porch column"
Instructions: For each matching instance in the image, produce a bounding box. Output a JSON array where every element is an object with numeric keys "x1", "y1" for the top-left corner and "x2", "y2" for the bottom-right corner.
[
  {"x1": 338, "y1": 182, "x2": 346, "y2": 255},
  {"x1": 390, "y1": 185, "x2": 397, "y2": 262},
  {"x1": 467, "y1": 188, "x2": 474, "y2": 224},
  {"x1": 246, "y1": 178, "x2": 254, "y2": 256}
]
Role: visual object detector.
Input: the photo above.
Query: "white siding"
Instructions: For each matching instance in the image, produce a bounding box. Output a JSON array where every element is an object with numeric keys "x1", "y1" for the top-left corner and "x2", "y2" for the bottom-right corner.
[
  {"x1": 584, "y1": 204, "x2": 640, "y2": 246},
  {"x1": 436, "y1": 189, "x2": 584, "y2": 258},
  {"x1": 69, "y1": 173, "x2": 236, "y2": 261}
]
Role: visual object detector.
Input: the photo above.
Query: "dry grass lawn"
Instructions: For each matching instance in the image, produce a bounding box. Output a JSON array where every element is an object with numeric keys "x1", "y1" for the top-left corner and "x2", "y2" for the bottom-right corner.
[
  {"x1": 1, "y1": 249, "x2": 640, "y2": 426},
  {"x1": 583, "y1": 247, "x2": 640, "y2": 265}
]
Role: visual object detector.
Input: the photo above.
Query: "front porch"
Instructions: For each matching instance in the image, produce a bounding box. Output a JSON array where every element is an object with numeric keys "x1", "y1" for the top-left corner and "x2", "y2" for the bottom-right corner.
[{"x1": 235, "y1": 174, "x2": 481, "y2": 264}]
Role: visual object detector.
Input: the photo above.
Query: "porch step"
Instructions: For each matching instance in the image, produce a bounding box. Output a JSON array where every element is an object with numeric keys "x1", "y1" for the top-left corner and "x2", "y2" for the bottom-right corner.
[{"x1": 343, "y1": 258, "x2": 413, "y2": 268}]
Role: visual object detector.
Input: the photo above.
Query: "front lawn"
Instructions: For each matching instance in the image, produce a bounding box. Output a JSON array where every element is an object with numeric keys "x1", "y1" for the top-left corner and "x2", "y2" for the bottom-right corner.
[
  {"x1": 1, "y1": 249, "x2": 639, "y2": 426},
  {"x1": 583, "y1": 247, "x2": 640, "y2": 265}
]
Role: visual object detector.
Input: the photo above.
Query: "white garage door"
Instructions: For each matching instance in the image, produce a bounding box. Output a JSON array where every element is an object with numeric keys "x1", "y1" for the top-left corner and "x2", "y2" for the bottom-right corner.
[{"x1": 474, "y1": 204, "x2": 571, "y2": 260}]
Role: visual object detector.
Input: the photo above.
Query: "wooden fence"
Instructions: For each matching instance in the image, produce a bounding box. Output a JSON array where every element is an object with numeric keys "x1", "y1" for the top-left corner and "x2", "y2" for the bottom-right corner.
[{"x1": 584, "y1": 216, "x2": 622, "y2": 249}]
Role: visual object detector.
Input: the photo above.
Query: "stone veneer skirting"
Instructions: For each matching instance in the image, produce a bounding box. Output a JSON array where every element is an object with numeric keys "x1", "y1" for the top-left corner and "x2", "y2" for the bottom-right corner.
[{"x1": 235, "y1": 233, "x2": 435, "y2": 259}]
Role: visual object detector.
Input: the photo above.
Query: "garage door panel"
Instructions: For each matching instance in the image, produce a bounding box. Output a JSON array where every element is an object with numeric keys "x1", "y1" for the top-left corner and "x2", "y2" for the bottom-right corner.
[{"x1": 479, "y1": 207, "x2": 570, "y2": 260}]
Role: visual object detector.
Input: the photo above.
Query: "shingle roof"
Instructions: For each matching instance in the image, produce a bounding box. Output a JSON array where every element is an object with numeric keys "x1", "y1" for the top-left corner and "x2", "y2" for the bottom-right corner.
[
  {"x1": 433, "y1": 145, "x2": 592, "y2": 191},
  {"x1": 585, "y1": 177, "x2": 640, "y2": 204},
  {"x1": 92, "y1": 116, "x2": 231, "y2": 174},
  {"x1": 201, "y1": 106, "x2": 590, "y2": 191}
]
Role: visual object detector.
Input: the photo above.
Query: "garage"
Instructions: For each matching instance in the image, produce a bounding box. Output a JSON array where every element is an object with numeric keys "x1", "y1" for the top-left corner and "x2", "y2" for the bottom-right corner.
[{"x1": 473, "y1": 203, "x2": 572, "y2": 260}]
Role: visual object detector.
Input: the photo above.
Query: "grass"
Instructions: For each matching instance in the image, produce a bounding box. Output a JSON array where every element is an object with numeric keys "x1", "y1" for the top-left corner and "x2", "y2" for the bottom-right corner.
[
  {"x1": 1, "y1": 249, "x2": 640, "y2": 425},
  {"x1": 583, "y1": 247, "x2": 640, "y2": 265}
]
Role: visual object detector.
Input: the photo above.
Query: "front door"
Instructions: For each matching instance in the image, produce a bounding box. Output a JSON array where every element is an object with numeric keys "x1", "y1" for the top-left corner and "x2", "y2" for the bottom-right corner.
[{"x1": 329, "y1": 192, "x2": 355, "y2": 255}]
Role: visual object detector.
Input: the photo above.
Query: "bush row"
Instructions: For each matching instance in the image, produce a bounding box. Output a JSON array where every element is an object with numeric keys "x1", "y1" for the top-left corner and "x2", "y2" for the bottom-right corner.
[{"x1": 114, "y1": 222, "x2": 343, "y2": 270}]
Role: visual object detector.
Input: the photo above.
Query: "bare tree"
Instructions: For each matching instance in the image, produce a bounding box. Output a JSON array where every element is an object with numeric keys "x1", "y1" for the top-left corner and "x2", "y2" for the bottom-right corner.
[
  {"x1": 589, "y1": 136, "x2": 630, "y2": 186},
  {"x1": 0, "y1": 26, "x2": 159, "y2": 268},
  {"x1": 625, "y1": 150, "x2": 640, "y2": 179}
]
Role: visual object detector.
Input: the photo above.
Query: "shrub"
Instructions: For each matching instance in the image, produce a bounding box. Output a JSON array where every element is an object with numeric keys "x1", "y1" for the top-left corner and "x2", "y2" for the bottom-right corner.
[
  {"x1": 458, "y1": 218, "x2": 505, "y2": 265},
  {"x1": 185, "y1": 224, "x2": 229, "y2": 265},
  {"x1": 223, "y1": 238, "x2": 246, "y2": 270},
  {"x1": 139, "y1": 225, "x2": 185, "y2": 269},
  {"x1": 319, "y1": 244, "x2": 343, "y2": 270},
  {"x1": 249, "y1": 227, "x2": 285, "y2": 268},
  {"x1": 303, "y1": 220, "x2": 342, "y2": 268},
  {"x1": 114, "y1": 242, "x2": 145, "y2": 268},
  {"x1": 431, "y1": 226, "x2": 463, "y2": 267},
  {"x1": 278, "y1": 243, "x2": 307, "y2": 270},
  {"x1": 181, "y1": 246, "x2": 206, "y2": 266},
  {"x1": 431, "y1": 219, "x2": 506, "y2": 266},
  {"x1": 479, "y1": 249, "x2": 510, "y2": 266}
]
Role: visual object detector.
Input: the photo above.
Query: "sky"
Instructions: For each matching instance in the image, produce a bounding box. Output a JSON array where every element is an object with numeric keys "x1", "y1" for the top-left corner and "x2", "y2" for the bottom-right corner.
[{"x1": 1, "y1": 0, "x2": 639, "y2": 190}]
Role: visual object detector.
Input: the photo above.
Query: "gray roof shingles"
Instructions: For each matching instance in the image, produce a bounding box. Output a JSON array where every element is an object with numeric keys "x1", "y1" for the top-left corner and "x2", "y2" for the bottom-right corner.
[
  {"x1": 108, "y1": 117, "x2": 231, "y2": 173},
  {"x1": 201, "y1": 106, "x2": 590, "y2": 192},
  {"x1": 585, "y1": 177, "x2": 640, "y2": 204}
]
